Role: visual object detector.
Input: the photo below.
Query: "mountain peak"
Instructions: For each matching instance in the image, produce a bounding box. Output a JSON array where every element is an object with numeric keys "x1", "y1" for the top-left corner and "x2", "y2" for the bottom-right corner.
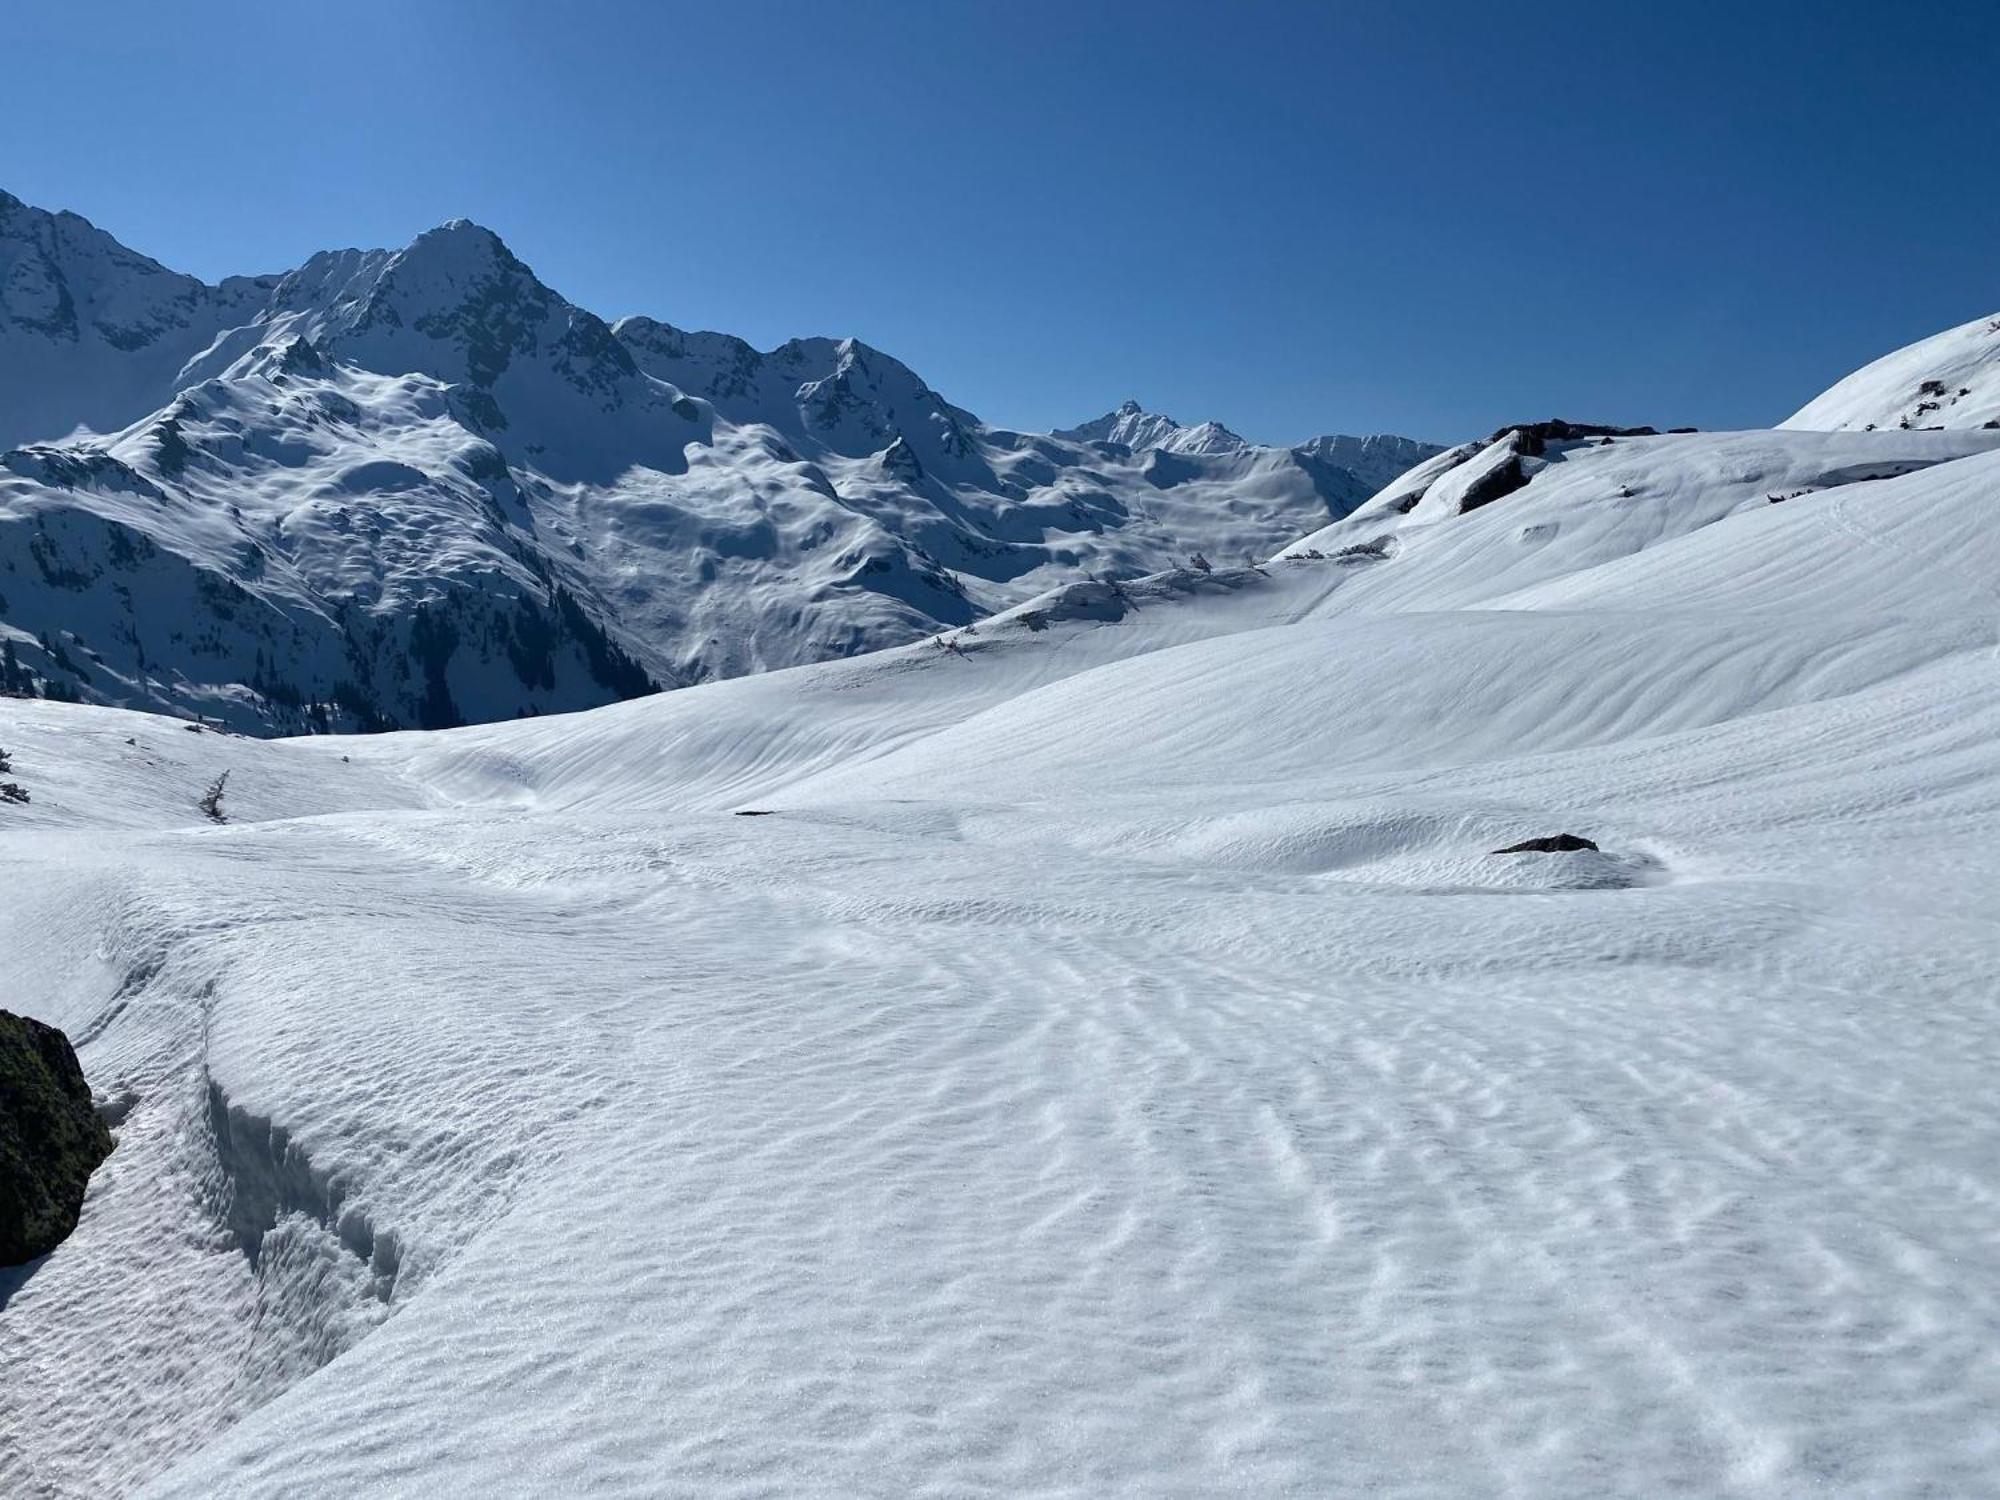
[
  {"x1": 1, "y1": 189, "x2": 1447, "y2": 733},
  {"x1": 395, "y1": 217, "x2": 517, "y2": 274},
  {"x1": 427, "y1": 216, "x2": 505, "y2": 243},
  {"x1": 1056, "y1": 402, "x2": 1249, "y2": 456}
]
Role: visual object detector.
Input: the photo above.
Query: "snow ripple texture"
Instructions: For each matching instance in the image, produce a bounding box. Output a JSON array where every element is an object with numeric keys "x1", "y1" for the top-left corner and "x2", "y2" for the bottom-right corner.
[{"x1": 2, "y1": 428, "x2": 2000, "y2": 1496}]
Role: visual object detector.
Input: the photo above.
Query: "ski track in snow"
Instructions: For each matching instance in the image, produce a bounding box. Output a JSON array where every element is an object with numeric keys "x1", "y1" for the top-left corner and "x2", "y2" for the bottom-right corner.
[{"x1": 2, "y1": 427, "x2": 2000, "y2": 1496}]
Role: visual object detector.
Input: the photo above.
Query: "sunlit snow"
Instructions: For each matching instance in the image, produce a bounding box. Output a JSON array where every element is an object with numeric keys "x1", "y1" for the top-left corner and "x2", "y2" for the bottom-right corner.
[{"x1": 6, "y1": 390, "x2": 2000, "y2": 1494}]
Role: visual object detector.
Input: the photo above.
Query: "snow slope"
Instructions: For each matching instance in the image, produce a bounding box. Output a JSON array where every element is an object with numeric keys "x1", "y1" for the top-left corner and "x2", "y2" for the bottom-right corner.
[
  {"x1": 1784, "y1": 305, "x2": 2000, "y2": 432},
  {"x1": 5, "y1": 404, "x2": 2000, "y2": 1496},
  {"x1": 0, "y1": 191, "x2": 1439, "y2": 731}
]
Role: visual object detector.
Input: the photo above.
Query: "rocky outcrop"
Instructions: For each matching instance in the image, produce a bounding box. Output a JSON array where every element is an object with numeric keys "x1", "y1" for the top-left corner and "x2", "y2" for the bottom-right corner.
[
  {"x1": 1454, "y1": 423, "x2": 1678, "y2": 515},
  {"x1": 1487, "y1": 419, "x2": 1667, "y2": 453},
  {"x1": 0, "y1": 1010, "x2": 114, "y2": 1265},
  {"x1": 1342, "y1": 421, "x2": 1683, "y2": 527}
]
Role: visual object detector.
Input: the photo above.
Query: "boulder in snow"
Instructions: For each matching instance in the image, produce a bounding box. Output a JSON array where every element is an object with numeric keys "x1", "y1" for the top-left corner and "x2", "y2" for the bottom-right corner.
[{"x1": 0, "y1": 1010, "x2": 115, "y2": 1266}]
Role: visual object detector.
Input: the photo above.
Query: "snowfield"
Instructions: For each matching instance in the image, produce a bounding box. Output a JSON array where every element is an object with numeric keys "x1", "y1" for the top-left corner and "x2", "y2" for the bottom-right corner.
[{"x1": 6, "y1": 374, "x2": 2000, "y2": 1493}]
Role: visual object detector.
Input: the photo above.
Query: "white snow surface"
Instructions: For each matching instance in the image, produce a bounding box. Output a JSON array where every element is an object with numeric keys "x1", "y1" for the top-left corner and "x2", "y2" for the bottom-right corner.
[
  {"x1": 1783, "y1": 305, "x2": 2000, "y2": 433},
  {"x1": 6, "y1": 417, "x2": 2000, "y2": 1497}
]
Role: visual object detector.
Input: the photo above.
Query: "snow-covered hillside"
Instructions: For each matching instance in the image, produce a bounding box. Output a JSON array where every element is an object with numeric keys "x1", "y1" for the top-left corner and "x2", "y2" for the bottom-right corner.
[
  {"x1": 0, "y1": 190, "x2": 1439, "y2": 731},
  {"x1": 1784, "y1": 305, "x2": 2000, "y2": 433},
  {"x1": 6, "y1": 354, "x2": 2000, "y2": 1496}
]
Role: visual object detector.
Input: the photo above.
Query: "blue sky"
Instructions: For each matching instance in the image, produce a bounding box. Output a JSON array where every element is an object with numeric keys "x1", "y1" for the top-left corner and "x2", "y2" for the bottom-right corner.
[{"x1": 7, "y1": 0, "x2": 1996, "y2": 445}]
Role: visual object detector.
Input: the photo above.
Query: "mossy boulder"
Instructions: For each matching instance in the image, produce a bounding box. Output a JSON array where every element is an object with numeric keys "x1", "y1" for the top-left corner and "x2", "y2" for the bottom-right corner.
[{"x1": 0, "y1": 1010, "x2": 114, "y2": 1265}]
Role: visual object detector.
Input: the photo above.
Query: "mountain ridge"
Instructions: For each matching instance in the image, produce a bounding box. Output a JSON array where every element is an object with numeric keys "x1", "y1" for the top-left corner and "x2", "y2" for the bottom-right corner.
[{"x1": 0, "y1": 189, "x2": 1443, "y2": 732}]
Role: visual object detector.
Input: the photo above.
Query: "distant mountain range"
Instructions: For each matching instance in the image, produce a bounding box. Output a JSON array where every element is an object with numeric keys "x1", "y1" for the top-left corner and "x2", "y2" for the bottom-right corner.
[{"x1": 0, "y1": 190, "x2": 1443, "y2": 731}]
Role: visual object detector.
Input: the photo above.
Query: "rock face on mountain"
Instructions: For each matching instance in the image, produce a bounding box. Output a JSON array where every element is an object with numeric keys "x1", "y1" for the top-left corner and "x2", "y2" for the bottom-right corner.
[
  {"x1": 0, "y1": 190, "x2": 1442, "y2": 732},
  {"x1": 0, "y1": 190, "x2": 276, "y2": 452},
  {"x1": 0, "y1": 1010, "x2": 114, "y2": 1267}
]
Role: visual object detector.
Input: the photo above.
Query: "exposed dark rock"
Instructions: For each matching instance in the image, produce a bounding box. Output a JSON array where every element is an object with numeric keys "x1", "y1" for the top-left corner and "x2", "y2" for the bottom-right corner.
[
  {"x1": 1492, "y1": 833, "x2": 1600, "y2": 854},
  {"x1": 0, "y1": 1010, "x2": 115, "y2": 1266},
  {"x1": 880, "y1": 436, "x2": 924, "y2": 481},
  {"x1": 1486, "y1": 419, "x2": 1663, "y2": 454},
  {"x1": 277, "y1": 336, "x2": 327, "y2": 376},
  {"x1": 1333, "y1": 536, "x2": 1395, "y2": 562},
  {"x1": 1436, "y1": 422, "x2": 1681, "y2": 518},
  {"x1": 1456, "y1": 441, "x2": 1533, "y2": 513}
]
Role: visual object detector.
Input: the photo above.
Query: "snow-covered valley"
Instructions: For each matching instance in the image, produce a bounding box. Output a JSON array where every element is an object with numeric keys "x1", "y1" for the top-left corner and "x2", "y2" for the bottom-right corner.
[{"x1": 6, "y1": 275, "x2": 2000, "y2": 1499}]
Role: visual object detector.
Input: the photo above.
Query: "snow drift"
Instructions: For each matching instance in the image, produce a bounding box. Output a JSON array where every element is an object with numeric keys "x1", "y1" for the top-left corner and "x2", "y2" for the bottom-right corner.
[{"x1": 5, "y1": 274, "x2": 2000, "y2": 1500}]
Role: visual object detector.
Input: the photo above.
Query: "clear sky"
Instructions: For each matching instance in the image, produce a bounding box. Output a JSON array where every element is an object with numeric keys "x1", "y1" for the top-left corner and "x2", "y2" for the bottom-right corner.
[{"x1": 7, "y1": 0, "x2": 1997, "y2": 445}]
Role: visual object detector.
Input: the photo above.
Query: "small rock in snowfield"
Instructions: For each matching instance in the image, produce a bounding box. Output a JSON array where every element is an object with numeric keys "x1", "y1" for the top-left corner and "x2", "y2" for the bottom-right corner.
[{"x1": 1492, "y1": 833, "x2": 1599, "y2": 854}]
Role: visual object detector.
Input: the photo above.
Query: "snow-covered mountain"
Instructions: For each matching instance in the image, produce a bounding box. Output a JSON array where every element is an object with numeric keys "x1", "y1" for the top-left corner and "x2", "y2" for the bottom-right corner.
[
  {"x1": 8, "y1": 314, "x2": 2000, "y2": 1494},
  {"x1": 1288, "y1": 429, "x2": 1453, "y2": 493},
  {"x1": 1783, "y1": 306, "x2": 2000, "y2": 432},
  {"x1": 1055, "y1": 399, "x2": 1252, "y2": 456},
  {"x1": 0, "y1": 192, "x2": 277, "y2": 450},
  {"x1": 1054, "y1": 401, "x2": 1443, "y2": 491},
  {"x1": 0, "y1": 190, "x2": 1441, "y2": 731}
]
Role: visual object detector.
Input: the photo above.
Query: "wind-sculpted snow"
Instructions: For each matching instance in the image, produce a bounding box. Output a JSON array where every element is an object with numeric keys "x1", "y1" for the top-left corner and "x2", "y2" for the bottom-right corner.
[{"x1": 5, "y1": 412, "x2": 2000, "y2": 1496}]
